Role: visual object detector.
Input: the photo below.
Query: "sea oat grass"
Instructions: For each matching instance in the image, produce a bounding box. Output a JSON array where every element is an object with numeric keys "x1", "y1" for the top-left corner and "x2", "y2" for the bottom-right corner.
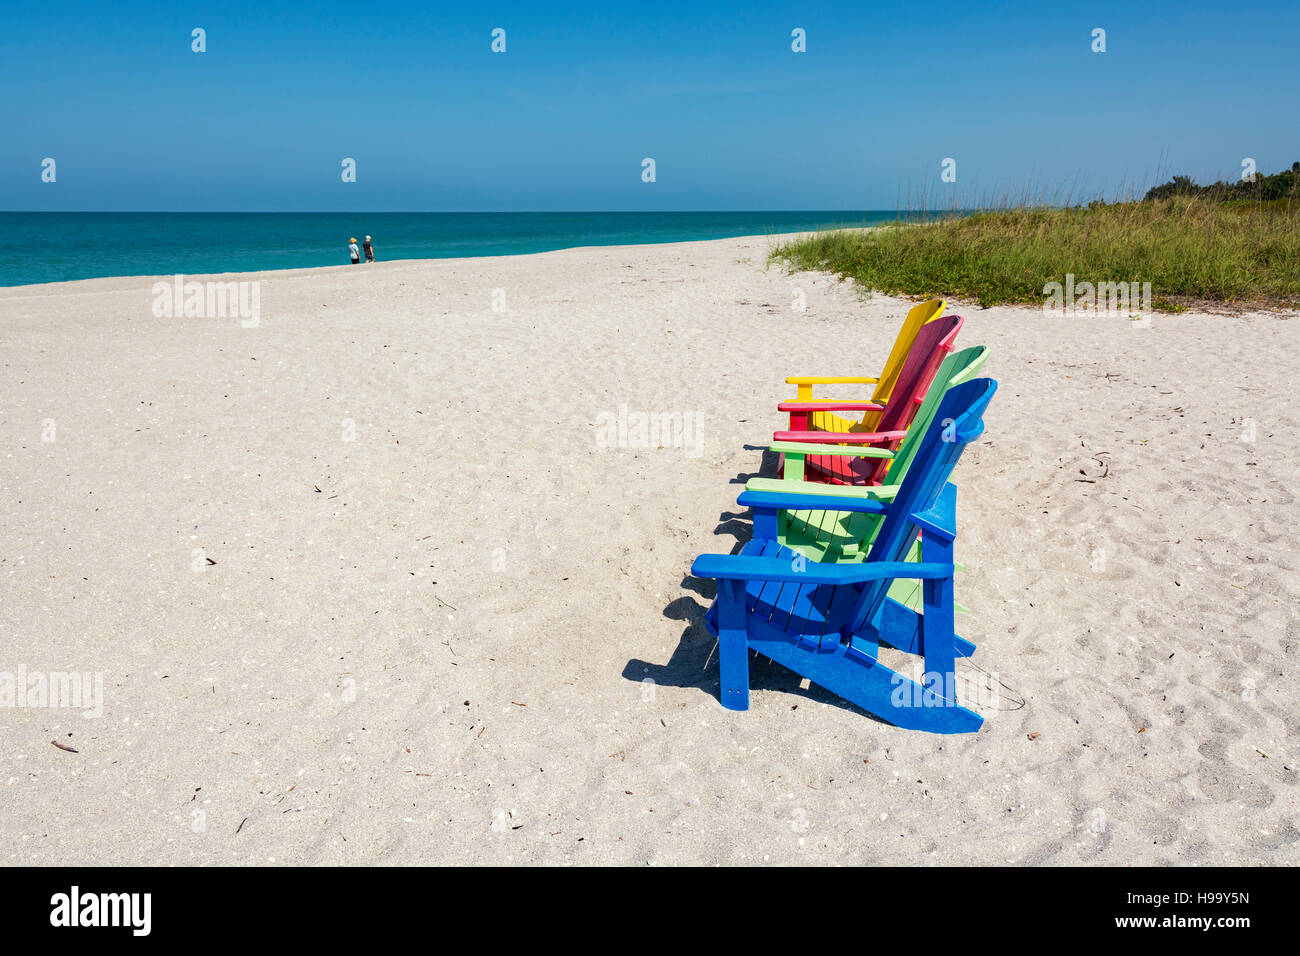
[{"x1": 771, "y1": 196, "x2": 1300, "y2": 310}]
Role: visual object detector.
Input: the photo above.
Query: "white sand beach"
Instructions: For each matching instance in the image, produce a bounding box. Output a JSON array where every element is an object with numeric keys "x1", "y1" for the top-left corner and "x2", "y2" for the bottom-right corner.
[{"x1": 2, "y1": 234, "x2": 1297, "y2": 865}]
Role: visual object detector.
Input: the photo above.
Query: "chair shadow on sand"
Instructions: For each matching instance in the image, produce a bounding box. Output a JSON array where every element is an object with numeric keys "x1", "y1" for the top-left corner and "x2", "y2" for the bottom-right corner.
[{"x1": 622, "y1": 446, "x2": 887, "y2": 721}]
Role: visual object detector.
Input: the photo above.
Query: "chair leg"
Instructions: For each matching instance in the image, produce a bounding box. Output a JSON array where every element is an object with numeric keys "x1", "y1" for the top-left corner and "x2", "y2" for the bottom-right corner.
[
  {"x1": 919, "y1": 533, "x2": 957, "y2": 699},
  {"x1": 716, "y1": 579, "x2": 751, "y2": 711}
]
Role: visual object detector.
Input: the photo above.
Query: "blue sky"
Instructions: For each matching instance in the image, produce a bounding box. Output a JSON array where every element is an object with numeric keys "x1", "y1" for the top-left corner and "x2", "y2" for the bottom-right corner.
[{"x1": 2, "y1": 0, "x2": 1296, "y2": 211}]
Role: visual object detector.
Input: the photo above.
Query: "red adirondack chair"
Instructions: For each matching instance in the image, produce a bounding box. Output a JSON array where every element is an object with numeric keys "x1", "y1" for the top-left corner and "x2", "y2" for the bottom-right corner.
[{"x1": 774, "y1": 314, "x2": 963, "y2": 486}]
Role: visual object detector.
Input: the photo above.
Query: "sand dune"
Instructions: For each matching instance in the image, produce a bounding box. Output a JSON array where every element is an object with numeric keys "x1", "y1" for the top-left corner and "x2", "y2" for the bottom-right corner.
[{"x1": 1, "y1": 235, "x2": 1297, "y2": 865}]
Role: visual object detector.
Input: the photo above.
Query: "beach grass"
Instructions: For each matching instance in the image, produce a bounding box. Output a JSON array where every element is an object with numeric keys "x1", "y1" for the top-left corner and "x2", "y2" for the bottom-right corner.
[{"x1": 770, "y1": 196, "x2": 1300, "y2": 311}]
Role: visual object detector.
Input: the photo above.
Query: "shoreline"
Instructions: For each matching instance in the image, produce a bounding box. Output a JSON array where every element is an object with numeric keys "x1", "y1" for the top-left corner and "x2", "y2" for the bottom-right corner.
[{"x1": 0, "y1": 231, "x2": 817, "y2": 295}]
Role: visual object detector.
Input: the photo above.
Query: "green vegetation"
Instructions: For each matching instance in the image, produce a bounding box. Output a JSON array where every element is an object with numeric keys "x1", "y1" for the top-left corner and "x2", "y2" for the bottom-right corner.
[
  {"x1": 771, "y1": 164, "x2": 1300, "y2": 310},
  {"x1": 1144, "y1": 162, "x2": 1300, "y2": 202}
]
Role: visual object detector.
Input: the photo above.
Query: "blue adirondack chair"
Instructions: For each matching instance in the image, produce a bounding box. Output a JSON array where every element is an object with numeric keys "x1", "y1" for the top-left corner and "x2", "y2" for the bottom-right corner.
[{"x1": 690, "y1": 377, "x2": 997, "y2": 734}]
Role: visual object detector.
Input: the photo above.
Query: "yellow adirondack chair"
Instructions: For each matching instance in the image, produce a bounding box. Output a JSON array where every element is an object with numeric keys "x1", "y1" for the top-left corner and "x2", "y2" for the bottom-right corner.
[{"x1": 785, "y1": 298, "x2": 946, "y2": 433}]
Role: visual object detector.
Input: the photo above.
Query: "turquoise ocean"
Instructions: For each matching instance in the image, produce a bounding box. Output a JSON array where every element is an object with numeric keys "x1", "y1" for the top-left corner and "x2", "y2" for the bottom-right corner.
[{"x1": 0, "y1": 211, "x2": 894, "y2": 288}]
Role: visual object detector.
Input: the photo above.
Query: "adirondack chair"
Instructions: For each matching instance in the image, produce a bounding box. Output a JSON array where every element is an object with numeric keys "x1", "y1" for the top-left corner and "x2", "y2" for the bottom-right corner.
[
  {"x1": 775, "y1": 314, "x2": 963, "y2": 486},
  {"x1": 752, "y1": 345, "x2": 990, "y2": 564},
  {"x1": 786, "y1": 299, "x2": 945, "y2": 436},
  {"x1": 691, "y1": 377, "x2": 997, "y2": 733}
]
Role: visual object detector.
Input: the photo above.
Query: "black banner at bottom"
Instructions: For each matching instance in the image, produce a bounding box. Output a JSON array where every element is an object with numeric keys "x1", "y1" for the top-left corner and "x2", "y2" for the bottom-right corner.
[{"x1": 0, "y1": 865, "x2": 1273, "y2": 941}]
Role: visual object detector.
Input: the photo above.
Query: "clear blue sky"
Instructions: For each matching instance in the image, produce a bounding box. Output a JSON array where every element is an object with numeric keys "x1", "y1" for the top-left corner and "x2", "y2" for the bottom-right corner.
[{"x1": 2, "y1": 0, "x2": 1296, "y2": 211}]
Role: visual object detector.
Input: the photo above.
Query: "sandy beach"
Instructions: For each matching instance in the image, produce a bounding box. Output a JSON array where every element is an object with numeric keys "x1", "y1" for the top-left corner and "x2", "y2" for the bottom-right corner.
[{"x1": 2, "y1": 233, "x2": 1297, "y2": 866}]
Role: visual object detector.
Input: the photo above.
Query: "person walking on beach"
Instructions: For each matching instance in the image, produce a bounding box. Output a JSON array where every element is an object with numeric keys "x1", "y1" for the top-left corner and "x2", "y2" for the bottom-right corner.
[
  {"x1": 348, "y1": 238, "x2": 360, "y2": 265},
  {"x1": 363, "y1": 235, "x2": 375, "y2": 263}
]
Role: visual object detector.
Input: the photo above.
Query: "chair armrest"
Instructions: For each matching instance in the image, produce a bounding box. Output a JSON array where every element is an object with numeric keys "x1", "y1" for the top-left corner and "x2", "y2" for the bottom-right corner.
[
  {"x1": 773, "y1": 429, "x2": 908, "y2": 444},
  {"x1": 691, "y1": 554, "x2": 953, "y2": 585},
  {"x1": 769, "y1": 441, "x2": 893, "y2": 458},
  {"x1": 785, "y1": 376, "x2": 879, "y2": 385},
  {"x1": 746, "y1": 477, "x2": 902, "y2": 501},
  {"x1": 786, "y1": 378, "x2": 883, "y2": 401},
  {"x1": 738, "y1": 488, "x2": 888, "y2": 516},
  {"x1": 778, "y1": 401, "x2": 885, "y2": 413}
]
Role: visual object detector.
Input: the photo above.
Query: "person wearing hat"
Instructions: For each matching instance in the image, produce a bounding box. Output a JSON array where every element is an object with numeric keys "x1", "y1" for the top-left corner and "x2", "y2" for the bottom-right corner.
[
  {"x1": 348, "y1": 238, "x2": 361, "y2": 264},
  {"x1": 363, "y1": 235, "x2": 375, "y2": 263}
]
